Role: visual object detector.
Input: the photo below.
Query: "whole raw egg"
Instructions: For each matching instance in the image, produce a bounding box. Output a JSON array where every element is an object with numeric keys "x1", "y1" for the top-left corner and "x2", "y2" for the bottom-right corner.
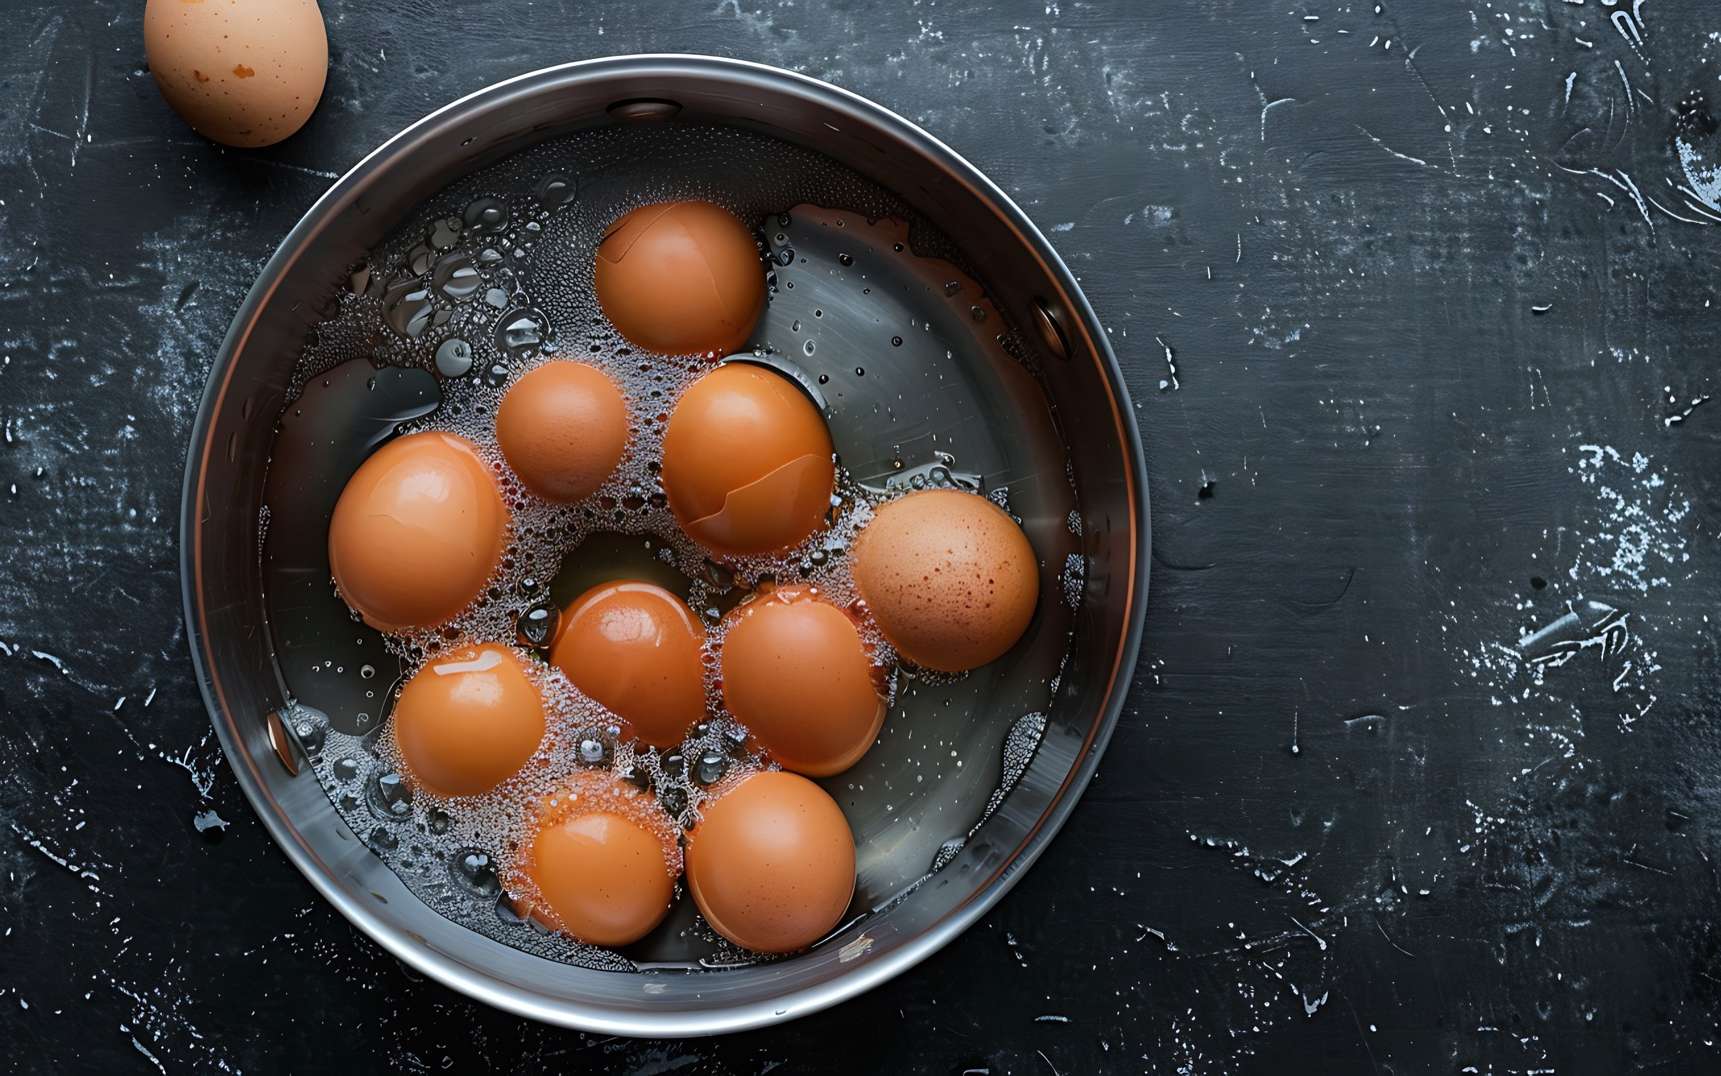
[
  {"x1": 852, "y1": 489, "x2": 1038, "y2": 672},
  {"x1": 328, "y1": 431, "x2": 508, "y2": 633},
  {"x1": 144, "y1": 0, "x2": 328, "y2": 148},
  {"x1": 549, "y1": 581, "x2": 707, "y2": 749},
  {"x1": 392, "y1": 643, "x2": 545, "y2": 798},
  {"x1": 595, "y1": 201, "x2": 765, "y2": 356},
  {"x1": 660, "y1": 364, "x2": 835, "y2": 557},
  {"x1": 720, "y1": 586, "x2": 888, "y2": 777},
  {"x1": 515, "y1": 771, "x2": 680, "y2": 947},
  {"x1": 685, "y1": 771, "x2": 856, "y2": 954},
  {"x1": 495, "y1": 362, "x2": 629, "y2": 502}
]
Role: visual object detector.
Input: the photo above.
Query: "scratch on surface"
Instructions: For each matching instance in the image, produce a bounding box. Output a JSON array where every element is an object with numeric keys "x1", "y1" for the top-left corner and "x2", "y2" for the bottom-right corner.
[
  {"x1": 1355, "y1": 124, "x2": 1430, "y2": 169},
  {"x1": 1260, "y1": 96, "x2": 1295, "y2": 142}
]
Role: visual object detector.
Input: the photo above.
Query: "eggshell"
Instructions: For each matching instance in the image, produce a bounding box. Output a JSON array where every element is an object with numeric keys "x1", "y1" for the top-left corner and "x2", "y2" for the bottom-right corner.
[
  {"x1": 328, "y1": 431, "x2": 509, "y2": 633},
  {"x1": 660, "y1": 364, "x2": 835, "y2": 557},
  {"x1": 516, "y1": 772, "x2": 679, "y2": 947},
  {"x1": 495, "y1": 362, "x2": 629, "y2": 502},
  {"x1": 144, "y1": 0, "x2": 329, "y2": 148},
  {"x1": 595, "y1": 201, "x2": 765, "y2": 355},
  {"x1": 392, "y1": 644, "x2": 545, "y2": 798},
  {"x1": 685, "y1": 771, "x2": 856, "y2": 954},
  {"x1": 852, "y1": 489, "x2": 1039, "y2": 672},
  {"x1": 720, "y1": 586, "x2": 888, "y2": 777},
  {"x1": 549, "y1": 581, "x2": 707, "y2": 749}
]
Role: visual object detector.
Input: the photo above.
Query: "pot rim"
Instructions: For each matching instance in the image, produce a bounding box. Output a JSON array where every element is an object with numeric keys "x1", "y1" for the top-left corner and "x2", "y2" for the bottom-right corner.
[{"x1": 179, "y1": 53, "x2": 1150, "y2": 1036}]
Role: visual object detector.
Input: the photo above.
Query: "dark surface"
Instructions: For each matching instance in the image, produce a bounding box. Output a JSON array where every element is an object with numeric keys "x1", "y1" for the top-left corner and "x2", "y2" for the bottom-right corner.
[{"x1": 2, "y1": 1, "x2": 1719, "y2": 1072}]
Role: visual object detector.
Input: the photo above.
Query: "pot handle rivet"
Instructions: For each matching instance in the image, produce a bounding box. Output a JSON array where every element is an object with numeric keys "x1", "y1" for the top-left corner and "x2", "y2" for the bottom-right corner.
[
  {"x1": 1033, "y1": 298, "x2": 1071, "y2": 361},
  {"x1": 607, "y1": 98, "x2": 683, "y2": 123}
]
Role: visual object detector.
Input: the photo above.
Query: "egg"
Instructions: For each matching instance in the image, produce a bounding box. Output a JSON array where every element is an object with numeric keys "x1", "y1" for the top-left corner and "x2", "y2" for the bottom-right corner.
[
  {"x1": 143, "y1": 0, "x2": 328, "y2": 148},
  {"x1": 392, "y1": 644, "x2": 545, "y2": 798},
  {"x1": 595, "y1": 201, "x2": 765, "y2": 356},
  {"x1": 661, "y1": 364, "x2": 835, "y2": 557},
  {"x1": 685, "y1": 771, "x2": 856, "y2": 954},
  {"x1": 549, "y1": 581, "x2": 707, "y2": 749},
  {"x1": 328, "y1": 431, "x2": 509, "y2": 633},
  {"x1": 852, "y1": 489, "x2": 1039, "y2": 673},
  {"x1": 515, "y1": 771, "x2": 679, "y2": 947},
  {"x1": 720, "y1": 586, "x2": 887, "y2": 777},
  {"x1": 495, "y1": 362, "x2": 629, "y2": 502}
]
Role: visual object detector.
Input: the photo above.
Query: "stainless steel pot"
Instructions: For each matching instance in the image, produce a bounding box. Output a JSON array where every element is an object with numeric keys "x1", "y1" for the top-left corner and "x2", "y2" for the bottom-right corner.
[{"x1": 180, "y1": 55, "x2": 1148, "y2": 1036}]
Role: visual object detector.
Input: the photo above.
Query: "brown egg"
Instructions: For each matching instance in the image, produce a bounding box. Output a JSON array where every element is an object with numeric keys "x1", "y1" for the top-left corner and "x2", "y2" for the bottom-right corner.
[
  {"x1": 661, "y1": 364, "x2": 835, "y2": 557},
  {"x1": 392, "y1": 644, "x2": 545, "y2": 798},
  {"x1": 853, "y1": 489, "x2": 1039, "y2": 673},
  {"x1": 686, "y1": 771, "x2": 856, "y2": 954},
  {"x1": 549, "y1": 581, "x2": 707, "y2": 749},
  {"x1": 143, "y1": 0, "x2": 328, "y2": 148},
  {"x1": 516, "y1": 772, "x2": 679, "y2": 947},
  {"x1": 328, "y1": 431, "x2": 509, "y2": 633},
  {"x1": 495, "y1": 362, "x2": 629, "y2": 502},
  {"x1": 721, "y1": 587, "x2": 888, "y2": 777},
  {"x1": 595, "y1": 201, "x2": 765, "y2": 356}
]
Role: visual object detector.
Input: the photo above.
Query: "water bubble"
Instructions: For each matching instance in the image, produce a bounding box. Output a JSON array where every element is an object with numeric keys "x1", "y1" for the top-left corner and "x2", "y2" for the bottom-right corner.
[
  {"x1": 429, "y1": 216, "x2": 462, "y2": 251},
  {"x1": 369, "y1": 826, "x2": 400, "y2": 852},
  {"x1": 383, "y1": 279, "x2": 436, "y2": 339},
  {"x1": 535, "y1": 174, "x2": 577, "y2": 209},
  {"x1": 367, "y1": 770, "x2": 415, "y2": 819},
  {"x1": 451, "y1": 849, "x2": 503, "y2": 899},
  {"x1": 776, "y1": 247, "x2": 796, "y2": 266},
  {"x1": 496, "y1": 309, "x2": 548, "y2": 359},
  {"x1": 817, "y1": 373, "x2": 830, "y2": 384},
  {"x1": 482, "y1": 363, "x2": 511, "y2": 388},
  {"x1": 695, "y1": 751, "x2": 727, "y2": 785},
  {"x1": 426, "y1": 808, "x2": 452, "y2": 836},
  {"x1": 855, "y1": 366, "x2": 866, "y2": 377},
  {"x1": 661, "y1": 753, "x2": 687, "y2": 780},
  {"x1": 890, "y1": 336, "x2": 903, "y2": 348},
  {"x1": 803, "y1": 340, "x2": 816, "y2": 356},
  {"x1": 484, "y1": 286, "x2": 509, "y2": 309},
  {"x1": 462, "y1": 196, "x2": 509, "y2": 235},
  {"x1": 359, "y1": 664, "x2": 377, "y2": 680},
  {"x1": 408, "y1": 243, "x2": 436, "y2": 275},
  {"x1": 333, "y1": 757, "x2": 362, "y2": 783},
  {"x1": 348, "y1": 263, "x2": 373, "y2": 295},
  {"x1": 433, "y1": 252, "x2": 482, "y2": 302},
  {"x1": 943, "y1": 280, "x2": 962, "y2": 297},
  {"x1": 577, "y1": 738, "x2": 607, "y2": 765},
  {"x1": 515, "y1": 603, "x2": 559, "y2": 649},
  {"x1": 434, "y1": 337, "x2": 475, "y2": 378},
  {"x1": 478, "y1": 248, "x2": 505, "y2": 267},
  {"x1": 838, "y1": 253, "x2": 854, "y2": 267},
  {"x1": 970, "y1": 305, "x2": 988, "y2": 322}
]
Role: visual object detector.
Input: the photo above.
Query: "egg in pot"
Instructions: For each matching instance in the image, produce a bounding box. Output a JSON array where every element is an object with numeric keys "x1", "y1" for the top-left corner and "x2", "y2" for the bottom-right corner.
[
  {"x1": 391, "y1": 644, "x2": 546, "y2": 799},
  {"x1": 685, "y1": 771, "x2": 856, "y2": 954},
  {"x1": 720, "y1": 586, "x2": 888, "y2": 777},
  {"x1": 660, "y1": 364, "x2": 835, "y2": 557},
  {"x1": 327, "y1": 431, "x2": 509, "y2": 634},
  {"x1": 514, "y1": 771, "x2": 681, "y2": 947},
  {"x1": 143, "y1": 0, "x2": 329, "y2": 148},
  {"x1": 549, "y1": 581, "x2": 707, "y2": 749},
  {"x1": 595, "y1": 201, "x2": 765, "y2": 356},
  {"x1": 852, "y1": 488, "x2": 1039, "y2": 672},
  {"x1": 495, "y1": 361, "x2": 629, "y2": 503}
]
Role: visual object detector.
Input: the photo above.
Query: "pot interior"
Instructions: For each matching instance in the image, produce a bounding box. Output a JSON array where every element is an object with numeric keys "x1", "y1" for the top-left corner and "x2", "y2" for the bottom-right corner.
[{"x1": 184, "y1": 57, "x2": 1142, "y2": 1034}]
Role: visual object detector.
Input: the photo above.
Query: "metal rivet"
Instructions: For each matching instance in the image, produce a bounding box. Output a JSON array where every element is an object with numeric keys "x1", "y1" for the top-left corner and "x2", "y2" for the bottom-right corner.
[
  {"x1": 607, "y1": 98, "x2": 682, "y2": 123},
  {"x1": 1033, "y1": 298, "x2": 1071, "y2": 361},
  {"x1": 265, "y1": 709, "x2": 301, "y2": 777}
]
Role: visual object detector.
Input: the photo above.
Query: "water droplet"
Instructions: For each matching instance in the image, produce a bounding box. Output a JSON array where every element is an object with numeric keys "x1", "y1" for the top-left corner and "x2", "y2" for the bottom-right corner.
[
  {"x1": 451, "y1": 849, "x2": 502, "y2": 899},
  {"x1": 535, "y1": 174, "x2": 577, "y2": 209},
  {"x1": 368, "y1": 770, "x2": 415, "y2": 819},
  {"x1": 495, "y1": 309, "x2": 548, "y2": 359},
  {"x1": 408, "y1": 243, "x2": 436, "y2": 275},
  {"x1": 433, "y1": 252, "x2": 482, "y2": 302},
  {"x1": 817, "y1": 373, "x2": 830, "y2": 384},
  {"x1": 429, "y1": 216, "x2": 462, "y2": 251},
  {"x1": 776, "y1": 247, "x2": 796, "y2": 266},
  {"x1": 695, "y1": 751, "x2": 727, "y2": 785},
  {"x1": 838, "y1": 252, "x2": 854, "y2": 267},
  {"x1": 478, "y1": 247, "x2": 504, "y2": 267},
  {"x1": 462, "y1": 196, "x2": 508, "y2": 235},
  {"x1": 484, "y1": 286, "x2": 509, "y2": 309},
  {"x1": 890, "y1": 336, "x2": 903, "y2": 347},
  {"x1": 482, "y1": 362, "x2": 510, "y2": 388},
  {"x1": 383, "y1": 278, "x2": 435, "y2": 339},
  {"x1": 359, "y1": 664, "x2": 376, "y2": 680},
  {"x1": 803, "y1": 339, "x2": 816, "y2": 356},
  {"x1": 855, "y1": 366, "x2": 866, "y2": 377},
  {"x1": 434, "y1": 337, "x2": 475, "y2": 378},
  {"x1": 515, "y1": 603, "x2": 559, "y2": 649}
]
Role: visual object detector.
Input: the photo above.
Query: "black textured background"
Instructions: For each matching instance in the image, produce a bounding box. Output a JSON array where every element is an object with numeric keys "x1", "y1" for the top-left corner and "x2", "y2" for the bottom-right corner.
[{"x1": 3, "y1": 1, "x2": 1720, "y2": 1072}]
